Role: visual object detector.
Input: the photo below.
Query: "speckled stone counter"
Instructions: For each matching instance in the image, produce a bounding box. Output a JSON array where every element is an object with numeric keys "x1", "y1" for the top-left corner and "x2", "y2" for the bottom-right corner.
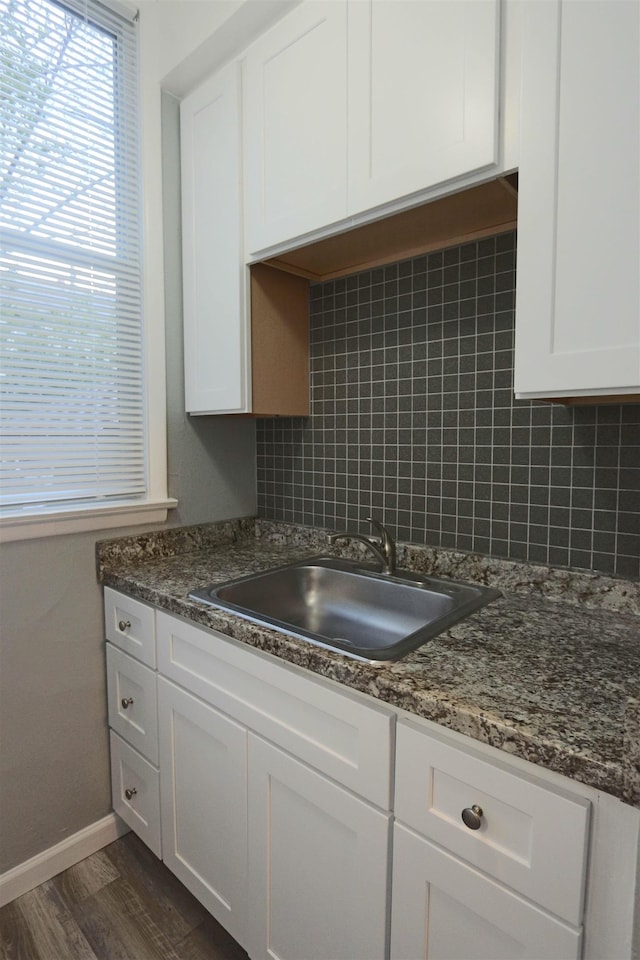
[{"x1": 97, "y1": 518, "x2": 640, "y2": 807}]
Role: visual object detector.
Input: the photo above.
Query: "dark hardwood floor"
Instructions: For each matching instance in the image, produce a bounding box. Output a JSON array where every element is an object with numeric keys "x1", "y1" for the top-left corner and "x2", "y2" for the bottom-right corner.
[{"x1": 0, "y1": 832, "x2": 249, "y2": 960}]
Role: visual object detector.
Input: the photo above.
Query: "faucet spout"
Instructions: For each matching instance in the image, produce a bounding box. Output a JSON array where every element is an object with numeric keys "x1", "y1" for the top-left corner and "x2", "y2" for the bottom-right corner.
[
  {"x1": 366, "y1": 516, "x2": 397, "y2": 576},
  {"x1": 330, "y1": 517, "x2": 397, "y2": 575}
]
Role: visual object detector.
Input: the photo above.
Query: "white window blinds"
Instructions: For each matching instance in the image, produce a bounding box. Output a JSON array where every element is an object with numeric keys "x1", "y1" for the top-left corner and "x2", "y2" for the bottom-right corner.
[{"x1": 0, "y1": 0, "x2": 145, "y2": 515}]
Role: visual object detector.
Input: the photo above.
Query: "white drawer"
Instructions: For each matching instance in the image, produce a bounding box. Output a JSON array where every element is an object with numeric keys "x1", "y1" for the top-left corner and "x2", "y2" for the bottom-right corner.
[
  {"x1": 395, "y1": 719, "x2": 590, "y2": 926},
  {"x1": 104, "y1": 587, "x2": 156, "y2": 667},
  {"x1": 110, "y1": 731, "x2": 161, "y2": 858},
  {"x1": 106, "y1": 643, "x2": 158, "y2": 765},
  {"x1": 156, "y1": 610, "x2": 394, "y2": 809}
]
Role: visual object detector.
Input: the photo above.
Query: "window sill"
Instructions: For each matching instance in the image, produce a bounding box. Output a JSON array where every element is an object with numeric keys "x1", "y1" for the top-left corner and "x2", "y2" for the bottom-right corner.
[{"x1": 0, "y1": 499, "x2": 179, "y2": 543}]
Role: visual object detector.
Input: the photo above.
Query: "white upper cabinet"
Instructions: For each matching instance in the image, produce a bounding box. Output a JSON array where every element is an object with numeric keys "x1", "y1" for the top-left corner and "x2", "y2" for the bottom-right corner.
[
  {"x1": 514, "y1": 0, "x2": 640, "y2": 400},
  {"x1": 347, "y1": 0, "x2": 500, "y2": 216},
  {"x1": 243, "y1": 0, "x2": 505, "y2": 256},
  {"x1": 243, "y1": 1, "x2": 349, "y2": 255},
  {"x1": 181, "y1": 62, "x2": 249, "y2": 414}
]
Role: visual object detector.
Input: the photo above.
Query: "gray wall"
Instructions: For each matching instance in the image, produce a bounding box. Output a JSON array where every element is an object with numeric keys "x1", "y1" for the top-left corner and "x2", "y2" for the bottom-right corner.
[
  {"x1": 0, "y1": 534, "x2": 115, "y2": 872},
  {"x1": 0, "y1": 94, "x2": 256, "y2": 875},
  {"x1": 257, "y1": 233, "x2": 640, "y2": 579}
]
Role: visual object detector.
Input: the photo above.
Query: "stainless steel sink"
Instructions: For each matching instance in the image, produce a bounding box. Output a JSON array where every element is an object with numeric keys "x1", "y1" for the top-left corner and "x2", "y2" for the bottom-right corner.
[{"x1": 189, "y1": 556, "x2": 500, "y2": 662}]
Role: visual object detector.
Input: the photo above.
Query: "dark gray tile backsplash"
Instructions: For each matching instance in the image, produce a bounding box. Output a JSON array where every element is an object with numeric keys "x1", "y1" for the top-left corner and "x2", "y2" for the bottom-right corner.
[{"x1": 256, "y1": 231, "x2": 640, "y2": 578}]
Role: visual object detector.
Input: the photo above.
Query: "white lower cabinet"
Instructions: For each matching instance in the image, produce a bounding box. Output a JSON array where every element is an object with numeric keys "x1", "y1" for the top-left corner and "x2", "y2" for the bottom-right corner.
[
  {"x1": 153, "y1": 607, "x2": 393, "y2": 959},
  {"x1": 155, "y1": 676, "x2": 390, "y2": 960},
  {"x1": 157, "y1": 677, "x2": 248, "y2": 949},
  {"x1": 247, "y1": 735, "x2": 390, "y2": 960},
  {"x1": 391, "y1": 824, "x2": 581, "y2": 960},
  {"x1": 391, "y1": 718, "x2": 588, "y2": 959},
  {"x1": 105, "y1": 592, "x2": 640, "y2": 959}
]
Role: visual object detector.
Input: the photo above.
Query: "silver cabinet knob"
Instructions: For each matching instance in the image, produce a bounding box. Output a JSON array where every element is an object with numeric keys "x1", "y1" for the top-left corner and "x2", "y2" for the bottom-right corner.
[
  {"x1": 121, "y1": 697, "x2": 134, "y2": 710},
  {"x1": 461, "y1": 804, "x2": 484, "y2": 830},
  {"x1": 118, "y1": 619, "x2": 131, "y2": 632},
  {"x1": 124, "y1": 787, "x2": 137, "y2": 801}
]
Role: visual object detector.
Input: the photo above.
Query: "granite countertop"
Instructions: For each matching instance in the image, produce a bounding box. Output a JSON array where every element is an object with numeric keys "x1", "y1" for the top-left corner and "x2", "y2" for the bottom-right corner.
[{"x1": 97, "y1": 518, "x2": 640, "y2": 808}]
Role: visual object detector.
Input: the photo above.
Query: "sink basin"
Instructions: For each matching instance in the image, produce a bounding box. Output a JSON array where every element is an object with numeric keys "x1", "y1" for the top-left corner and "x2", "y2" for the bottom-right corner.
[{"x1": 189, "y1": 556, "x2": 500, "y2": 661}]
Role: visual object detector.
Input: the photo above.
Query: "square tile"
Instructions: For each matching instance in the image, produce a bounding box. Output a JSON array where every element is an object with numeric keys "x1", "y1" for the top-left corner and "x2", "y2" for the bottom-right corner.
[{"x1": 256, "y1": 231, "x2": 636, "y2": 577}]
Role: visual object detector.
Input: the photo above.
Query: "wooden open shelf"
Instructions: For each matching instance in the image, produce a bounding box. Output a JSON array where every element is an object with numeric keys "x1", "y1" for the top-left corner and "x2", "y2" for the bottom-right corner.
[
  {"x1": 247, "y1": 176, "x2": 518, "y2": 416},
  {"x1": 250, "y1": 263, "x2": 309, "y2": 416}
]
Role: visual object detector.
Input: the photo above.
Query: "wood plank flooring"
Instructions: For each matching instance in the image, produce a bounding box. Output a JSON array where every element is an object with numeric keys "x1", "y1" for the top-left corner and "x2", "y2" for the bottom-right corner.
[{"x1": 0, "y1": 833, "x2": 249, "y2": 960}]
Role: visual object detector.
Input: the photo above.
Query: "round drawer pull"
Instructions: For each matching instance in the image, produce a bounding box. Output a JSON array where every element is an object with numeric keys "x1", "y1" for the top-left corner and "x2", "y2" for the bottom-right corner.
[
  {"x1": 121, "y1": 697, "x2": 134, "y2": 710},
  {"x1": 461, "y1": 804, "x2": 484, "y2": 830},
  {"x1": 118, "y1": 619, "x2": 131, "y2": 632},
  {"x1": 125, "y1": 787, "x2": 137, "y2": 801}
]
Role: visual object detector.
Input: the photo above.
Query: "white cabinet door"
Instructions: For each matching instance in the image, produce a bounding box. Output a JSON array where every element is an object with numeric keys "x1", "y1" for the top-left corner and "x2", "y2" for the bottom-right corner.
[
  {"x1": 157, "y1": 677, "x2": 248, "y2": 949},
  {"x1": 243, "y1": 1, "x2": 348, "y2": 254},
  {"x1": 247, "y1": 735, "x2": 390, "y2": 960},
  {"x1": 181, "y1": 62, "x2": 249, "y2": 414},
  {"x1": 348, "y1": 0, "x2": 500, "y2": 216},
  {"x1": 391, "y1": 824, "x2": 582, "y2": 960},
  {"x1": 514, "y1": 0, "x2": 640, "y2": 400}
]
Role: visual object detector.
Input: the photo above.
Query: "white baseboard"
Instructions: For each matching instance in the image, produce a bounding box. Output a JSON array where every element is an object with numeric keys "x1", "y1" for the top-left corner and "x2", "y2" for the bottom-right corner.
[{"x1": 0, "y1": 813, "x2": 130, "y2": 907}]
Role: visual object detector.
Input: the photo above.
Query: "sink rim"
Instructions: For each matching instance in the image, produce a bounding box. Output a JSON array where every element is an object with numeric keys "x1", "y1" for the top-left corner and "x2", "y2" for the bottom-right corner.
[{"x1": 188, "y1": 555, "x2": 501, "y2": 663}]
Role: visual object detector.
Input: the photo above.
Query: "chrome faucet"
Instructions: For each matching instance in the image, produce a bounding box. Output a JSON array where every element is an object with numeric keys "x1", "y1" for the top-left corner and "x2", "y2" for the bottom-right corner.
[{"x1": 330, "y1": 516, "x2": 397, "y2": 576}]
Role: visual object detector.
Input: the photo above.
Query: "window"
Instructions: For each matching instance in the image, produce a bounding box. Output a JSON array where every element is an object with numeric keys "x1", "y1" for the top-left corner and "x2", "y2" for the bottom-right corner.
[{"x1": 0, "y1": 0, "x2": 171, "y2": 537}]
